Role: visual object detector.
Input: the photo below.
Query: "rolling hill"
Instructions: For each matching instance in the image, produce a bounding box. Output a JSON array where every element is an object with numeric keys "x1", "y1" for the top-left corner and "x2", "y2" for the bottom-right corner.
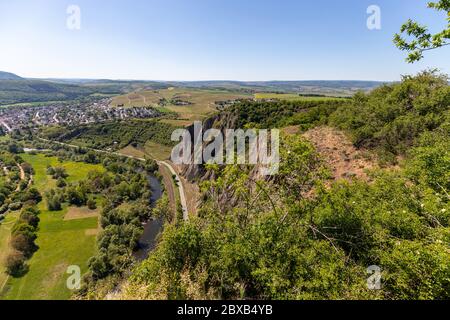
[
  {"x1": 0, "y1": 79, "x2": 95, "y2": 105},
  {"x1": 0, "y1": 77, "x2": 168, "y2": 106},
  {"x1": 169, "y1": 80, "x2": 385, "y2": 96},
  {"x1": 0, "y1": 70, "x2": 385, "y2": 106},
  {"x1": 0, "y1": 71, "x2": 23, "y2": 81}
]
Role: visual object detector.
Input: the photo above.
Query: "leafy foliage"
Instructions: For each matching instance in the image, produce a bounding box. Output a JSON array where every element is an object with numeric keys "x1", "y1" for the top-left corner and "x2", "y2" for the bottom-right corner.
[
  {"x1": 329, "y1": 70, "x2": 450, "y2": 160},
  {"x1": 394, "y1": 0, "x2": 450, "y2": 62},
  {"x1": 5, "y1": 205, "x2": 41, "y2": 276},
  {"x1": 227, "y1": 99, "x2": 346, "y2": 129},
  {"x1": 124, "y1": 72, "x2": 449, "y2": 300},
  {"x1": 43, "y1": 120, "x2": 177, "y2": 150}
]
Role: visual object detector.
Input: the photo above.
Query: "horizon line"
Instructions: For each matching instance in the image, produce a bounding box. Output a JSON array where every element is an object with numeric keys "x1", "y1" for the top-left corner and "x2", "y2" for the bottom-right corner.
[{"x1": 7, "y1": 75, "x2": 391, "y2": 83}]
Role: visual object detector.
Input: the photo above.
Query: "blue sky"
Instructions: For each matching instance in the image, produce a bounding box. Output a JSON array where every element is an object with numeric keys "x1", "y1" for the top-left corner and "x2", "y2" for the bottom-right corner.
[{"x1": 0, "y1": 0, "x2": 448, "y2": 81}]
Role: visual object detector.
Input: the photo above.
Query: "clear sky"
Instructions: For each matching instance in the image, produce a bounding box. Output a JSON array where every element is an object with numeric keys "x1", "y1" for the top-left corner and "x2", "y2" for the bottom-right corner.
[{"x1": 0, "y1": 0, "x2": 448, "y2": 81}]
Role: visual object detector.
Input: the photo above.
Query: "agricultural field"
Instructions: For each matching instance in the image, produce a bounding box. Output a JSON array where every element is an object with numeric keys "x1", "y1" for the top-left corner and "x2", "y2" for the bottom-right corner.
[
  {"x1": 118, "y1": 141, "x2": 172, "y2": 162},
  {"x1": 110, "y1": 88, "x2": 251, "y2": 124},
  {"x1": 254, "y1": 93, "x2": 347, "y2": 101},
  {"x1": 144, "y1": 141, "x2": 173, "y2": 161},
  {"x1": 0, "y1": 153, "x2": 104, "y2": 300}
]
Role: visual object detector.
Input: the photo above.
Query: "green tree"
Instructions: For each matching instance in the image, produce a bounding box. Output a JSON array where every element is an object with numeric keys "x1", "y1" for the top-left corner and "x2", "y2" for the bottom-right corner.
[
  {"x1": 10, "y1": 233, "x2": 37, "y2": 258},
  {"x1": 47, "y1": 195, "x2": 62, "y2": 211},
  {"x1": 87, "y1": 197, "x2": 97, "y2": 210},
  {"x1": 22, "y1": 188, "x2": 42, "y2": 203},
  {"x1": 394, "y1": 1, "x2": 450, "y2": 62},
  {"x1": 56, "y1": 177, "x2": 67, "y2": 188},
  {"x1": 5, "y1": 250, "x2": 27, "y2": 276}
]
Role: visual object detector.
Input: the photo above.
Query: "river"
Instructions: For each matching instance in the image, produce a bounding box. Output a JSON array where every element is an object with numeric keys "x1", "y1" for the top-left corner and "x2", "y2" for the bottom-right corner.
[{"x1": 134, "y1": 174, "x2": 164, "y2": 261}]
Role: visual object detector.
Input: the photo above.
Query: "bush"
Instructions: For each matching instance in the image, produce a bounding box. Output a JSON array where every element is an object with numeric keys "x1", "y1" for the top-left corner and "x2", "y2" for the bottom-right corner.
[
  {"x1": 8, "y1": 202, "x2": 22, "y2": 211},
  {"x1": 5, "y1": 250, "x2": 27, "y2": 276},
  {"x1": 56, "y1": 178, "x2": 67, "y2": 188},
  {"x1": 66, "y1": 186, "x2": 86, "y2": 206},
  {"x1": 380, "y1": 241, "x2": 450, "y2": 299},
  {"x1": 46, "y1": 166, "x2": 55, "y2": 175},
  {"x1": 329, "y1": 70, "x2": 450, "y2": 158},
  {"x1": 47, "y1": 195, "x2": 62, "y2": 211},
  {"x1": 10, "y1": 233, "x2": 37, "y2": 258},
  {"x1": 19, "y1": 208, "x2": 40, "y2": 228},
  {"x1": 22, "y1": 188, "x2": 42, "y2": 203},
  {"x1": 87, "y1": 198, "x2": 97, "y2": 210}
]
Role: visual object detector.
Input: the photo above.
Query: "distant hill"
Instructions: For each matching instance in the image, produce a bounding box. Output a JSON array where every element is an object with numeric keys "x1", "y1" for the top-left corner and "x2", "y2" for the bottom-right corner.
[
  {"x1": 170, "y1": 80, "x2": 386, "y2": 96},
  {"x1": 0, "y1": 71, "x2": 23, "y2": 80},
  {"x1": 0, "y1": 73, "x2": 386, "y2": 105},
  {"x1": 0, "y1": 78, "x2": 168, "y2": 106},
  {"x1": 0, "y1": 79, "x2": 96, "y2": 105}
]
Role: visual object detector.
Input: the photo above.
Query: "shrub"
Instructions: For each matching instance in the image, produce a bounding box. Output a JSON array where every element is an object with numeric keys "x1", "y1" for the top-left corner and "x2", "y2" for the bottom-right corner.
[
  {"x1": 8, "y1": 202, "x2": 22, "y2": 211},
  {"x1": 5, "y1": 250, "x2": 27, "y2": 276},
  {"x1": 329, "y1": 70, "x2": 450, "y2": 158},
  {"x1": 47, "y1": 195, "x2": 62, "y2": 211},
  {"x1": 87, "y1": 197, "x2": 97, "y2": 210},
  {"x1": 22, "y1": 188, "x2": 42, "y2": 203},
  {"x1": 10, "y1": 233, "x2": 37, "y2": 258},
  {"x1": 56, "y1": 178, "x2": 67, "y2": 188},
  {"x1": 19, "y1": 208, "x2": 39, "y2": 228}
]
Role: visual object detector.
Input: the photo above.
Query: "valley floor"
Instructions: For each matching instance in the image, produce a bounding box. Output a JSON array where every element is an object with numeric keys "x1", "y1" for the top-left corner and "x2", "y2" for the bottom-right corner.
[{"x1": 0, "y1": 154, "x2": 104, "y2": 300}]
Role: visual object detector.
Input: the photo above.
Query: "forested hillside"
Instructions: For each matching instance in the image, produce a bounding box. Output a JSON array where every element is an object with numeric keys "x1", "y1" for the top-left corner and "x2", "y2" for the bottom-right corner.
[
  {"x1": 41, "y1": 120, "x2": 177, "y2": 150},
  {"x1": 115, "y1": 71, "x2": 449, "y2": 300},
  {"x1": 0, "y1": 78, "x2": 169, "y2": 106},
  {"x1": 0, "y1": 80, "x2": 94, "y2": 105},
  {"x1": 0, "y1": 72, "x2": 23, "y2": 81}
]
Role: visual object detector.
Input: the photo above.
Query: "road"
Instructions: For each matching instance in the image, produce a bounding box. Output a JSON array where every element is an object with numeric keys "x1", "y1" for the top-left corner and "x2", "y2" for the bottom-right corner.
[
  {"x1": 158, "y1": 161, "x2": 188, "y2": 221},
  {"x1": 0, "y1": 120, "x2": 12, "y2": 133},
  {"x1": 37, "y1": 138, "x2": 189, "y2": 220}
]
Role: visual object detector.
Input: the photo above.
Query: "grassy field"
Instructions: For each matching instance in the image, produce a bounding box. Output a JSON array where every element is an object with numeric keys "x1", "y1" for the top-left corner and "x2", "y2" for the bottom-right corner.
[
  {"x1": 118, "y1": 145, "x2": 146, "y2": 159},
  {"x1": 254, "y1": 93, "x2": 346, "y2": 101},
  {"x1": 110, "y1": 88, "x2": 251, "y2": 124},
  {"x1": 160, "y1": 119, "x2": 197, "y2": 127},
  {"x1": 0, "y1": 154, "x2": 104, "y2": 300},
  {"x1": 144, "y1": 141, "x2": 173, "y2": 160},
  {"x1": 0, "y1": 211, "x2": 19, "y2": 294},
  {"x1": 118, "y1": 142, "x2": 172, "y2": 162}
]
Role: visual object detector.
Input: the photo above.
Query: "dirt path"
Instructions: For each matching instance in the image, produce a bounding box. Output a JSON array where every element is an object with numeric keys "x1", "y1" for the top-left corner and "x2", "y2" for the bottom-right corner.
[
  {"x1": 302, "y1": 126, "x2": 377, "y2": 181},
  {"x1": 14, "y1": 163, "x2": 26, "y2": 191},
  {"x1": 18, "y1": 163, "x2": 25, "y2": 180},
  {"x1": 0, "y1": 120, "x2": 12, "y2": 133}
]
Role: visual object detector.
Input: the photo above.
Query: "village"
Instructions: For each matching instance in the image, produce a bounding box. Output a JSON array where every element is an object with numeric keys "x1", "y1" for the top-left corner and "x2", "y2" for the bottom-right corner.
[{"x1": 0, "y1": 99, "x2": 160, "y2": 133}]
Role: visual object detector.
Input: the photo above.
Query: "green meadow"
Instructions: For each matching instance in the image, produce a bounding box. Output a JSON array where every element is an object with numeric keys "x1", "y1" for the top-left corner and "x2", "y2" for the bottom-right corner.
[
  {"x1": 0, "y1": 211, "x2": 19, "y2": 293},
  {"x1": 0, "y1": 154, "x2": 104, "y2": 300}
]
